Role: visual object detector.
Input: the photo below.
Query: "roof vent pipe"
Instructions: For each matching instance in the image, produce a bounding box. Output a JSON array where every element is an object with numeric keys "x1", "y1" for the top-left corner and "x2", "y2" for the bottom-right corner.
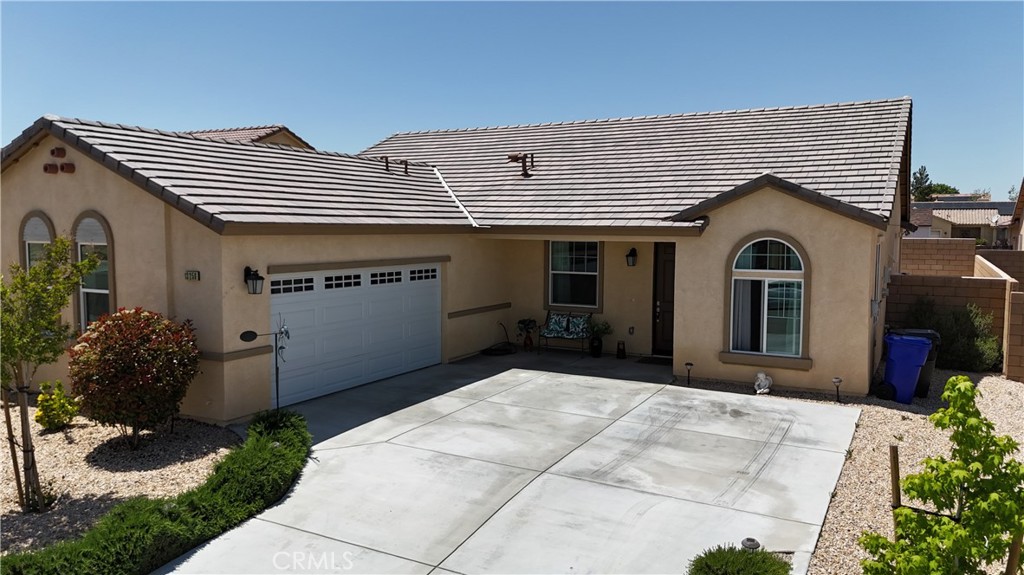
[
  {"x1": 381, "y1": 156, "x2": 390, "y2": 172},
  {"x1": 507, "y1": 152, "x2": 533, "y2": 178}
]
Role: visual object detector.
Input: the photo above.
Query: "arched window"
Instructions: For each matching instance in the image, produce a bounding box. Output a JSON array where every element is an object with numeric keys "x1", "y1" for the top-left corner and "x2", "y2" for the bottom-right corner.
[
  {"x1": 731, "y1": 238, "x2": 804, "y2": 357},
  {"x1": 74, "y1": 214, "x2": 112, "y2": 329},
  {"x1": 20, "y1": 212, "x2": 54, "y2": 269}
]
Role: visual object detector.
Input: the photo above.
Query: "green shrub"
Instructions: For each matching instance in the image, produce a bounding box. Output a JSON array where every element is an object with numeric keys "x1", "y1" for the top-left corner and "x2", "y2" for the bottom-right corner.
[
  {"x1": 0, "y1": 410, "x2": 311, "y2": 575},
  {"x1": 860, "y1": 376, "x2": 1024, "y2": 573},
  {"x1": 688, "y1": 544, "x2": 791, "y2": 575},
  {"x1": 34, "y1": 380, "x2": 78, "y2": 431},
  {"x1": 68, "y1": 308, "x2": 200, "y2": 447},
  {"x1": 904, "y1": 298, "x2": 1001, "y2": 372}
]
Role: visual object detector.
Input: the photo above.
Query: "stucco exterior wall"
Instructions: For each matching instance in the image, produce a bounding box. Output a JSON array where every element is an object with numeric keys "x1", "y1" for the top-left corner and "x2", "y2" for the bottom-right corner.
[
  {"x1": 674, "y1": 186, "x2": 878, "y2": 395},
  {"x1": 1, "y1": 136, "x2": 174, "y2": 386},
  {"x1": 501, "y1": 239, "x2": 658, "y2": 357}
]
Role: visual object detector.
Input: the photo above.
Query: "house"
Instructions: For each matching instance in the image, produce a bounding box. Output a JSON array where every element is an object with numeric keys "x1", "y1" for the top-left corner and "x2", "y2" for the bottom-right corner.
[
  {"x1": 908, "y1": 201, "x2": 1015, "y2": 246},
  {"x1": 184, "y1": 124, "x2": 315, "y2": 149},
  {"x1": 1, "y1": 98, "x2": 913, "y2": 423}
]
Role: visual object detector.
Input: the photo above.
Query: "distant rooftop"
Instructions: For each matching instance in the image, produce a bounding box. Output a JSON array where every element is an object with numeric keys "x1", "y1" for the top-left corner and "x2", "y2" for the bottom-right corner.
[{"x1": 183, "y1": 125, "x2": 315, "y2": 149}]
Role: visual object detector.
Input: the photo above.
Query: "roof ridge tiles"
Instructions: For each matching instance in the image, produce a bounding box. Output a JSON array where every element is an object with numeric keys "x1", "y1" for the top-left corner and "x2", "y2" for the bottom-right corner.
[
  {"x1": 182, "y1": 125, "x2": 285, "y2": 134},
  {"x1": 385, "y1": 97, "x2": 912, "y2": 137},
  {"x1": 46, "y1": 115, "x2": 435, "y2": 169}
]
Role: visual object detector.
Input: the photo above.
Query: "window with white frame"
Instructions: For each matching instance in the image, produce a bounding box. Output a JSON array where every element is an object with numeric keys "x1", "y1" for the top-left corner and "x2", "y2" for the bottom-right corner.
[
  {"x1": 731, "y1": 239, "x2": 803, "y2": 357},
  {"x1": 76, "y1": 217, "x2": 110, "y2": 329},
  {"x1": 549, "y1": 241, "x2": 599, "y2": 308},
  {"x1": 22, "y1": 215, "x2": 52, "y2": 269}
]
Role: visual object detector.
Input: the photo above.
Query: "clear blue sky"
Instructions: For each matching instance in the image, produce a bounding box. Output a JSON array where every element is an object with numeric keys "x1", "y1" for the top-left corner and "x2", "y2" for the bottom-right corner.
[{"x1": 3, "y1": 2, "x2": 1021, "y2": 198}]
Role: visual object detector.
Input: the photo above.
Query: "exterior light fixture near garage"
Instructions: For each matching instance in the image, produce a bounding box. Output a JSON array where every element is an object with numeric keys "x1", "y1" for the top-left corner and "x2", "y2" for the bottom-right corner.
[
  {"x1": 625, "y1": 247, "x2": 638, "y2": 267},
  {"x1": 244, "y1": 266, "x2": 265, "y2": 295}
]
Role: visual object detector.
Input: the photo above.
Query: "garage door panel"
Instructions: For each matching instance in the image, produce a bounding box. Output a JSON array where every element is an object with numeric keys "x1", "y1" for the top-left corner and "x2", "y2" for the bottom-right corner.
[
  {"x1": 323, "y1": 301, "x2": 365, "y2": 325},
  {"x1": 322, "y1": 331, "x2": 365, "y2": 356},
  {"x1": 276, "y1": 307, "x2": 318, "y2": 330},
  {"x1": 284, "y1": 335, "x2": 319, "y2": 363},
  {"x1": 367, "y1": 320, "x2": 405, "y2": 345},
  {"x1": 407, "y1": 289, "x2": 440, "y2": 311},
  {"x1": 367, "y1": 295, "x2": 405, "y2": 320},
  {"x1": 270, "y1": 264, "x2": 442, "y2": 407},
  {"x1": 406, "y1": 316, "x2": 441, "y2": 339}
]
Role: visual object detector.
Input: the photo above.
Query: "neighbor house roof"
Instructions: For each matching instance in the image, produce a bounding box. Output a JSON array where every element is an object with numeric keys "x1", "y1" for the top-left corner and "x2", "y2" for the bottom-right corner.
[
  {"x1": 1, "y1": 116, "x2": 472, "y2": 233},
  {"x1": 931, "y1": 208, "x2": 1005, "y2": 227},
  {"x1": 910, "y1": 201, "x2": 1015, "y2": 229},
  {"x1": 362, "y1": 97, "x2": 912, "y2": 227},
  {"x1": 184, "y1": 125, "x2": 315, "y2": 149},
  {"x1": 910, "y1": 205, "x2": 933, "y2": 228}
]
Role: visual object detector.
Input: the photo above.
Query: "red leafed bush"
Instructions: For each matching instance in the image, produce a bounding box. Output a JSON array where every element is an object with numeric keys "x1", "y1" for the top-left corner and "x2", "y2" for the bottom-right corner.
[{"x1": 69, "y1": 307, "x2": 200, "y2": 447}]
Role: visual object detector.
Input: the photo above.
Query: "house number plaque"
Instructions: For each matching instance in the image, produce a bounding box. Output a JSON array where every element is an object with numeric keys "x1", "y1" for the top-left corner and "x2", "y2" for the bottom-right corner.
[{"x1": 184, "y1": 270, "x2": 201, "y2": 281}]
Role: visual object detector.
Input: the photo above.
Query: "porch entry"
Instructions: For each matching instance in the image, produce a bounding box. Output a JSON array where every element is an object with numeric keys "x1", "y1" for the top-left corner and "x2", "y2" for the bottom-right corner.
[{"x1": 653, "y1": 243, "x2": 675, "y2": 356}]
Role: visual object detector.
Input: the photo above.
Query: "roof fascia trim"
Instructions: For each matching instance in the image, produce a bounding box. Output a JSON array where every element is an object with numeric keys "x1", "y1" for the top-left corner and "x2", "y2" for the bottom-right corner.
[{"x1": 666, "y1": 173, "x2": 889, "y2": 231}]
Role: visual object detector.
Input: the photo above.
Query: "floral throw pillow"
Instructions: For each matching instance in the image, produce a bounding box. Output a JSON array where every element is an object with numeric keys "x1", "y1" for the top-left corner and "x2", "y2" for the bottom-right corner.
[
  {"x1": 542, "y1": 312, "x2": 571, "y2": 336},
  {"x1": 565, "y1": 314, "x2": 590, "y2": 339}
]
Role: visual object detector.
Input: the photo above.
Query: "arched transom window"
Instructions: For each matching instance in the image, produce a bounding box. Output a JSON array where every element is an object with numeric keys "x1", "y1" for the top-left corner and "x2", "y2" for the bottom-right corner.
[
  {"x1": 21, "y1": 215, "x2": 53, "y2": 269},
  {"x1": 731, "y1": 239, "x2": 804, "y2": 356}
]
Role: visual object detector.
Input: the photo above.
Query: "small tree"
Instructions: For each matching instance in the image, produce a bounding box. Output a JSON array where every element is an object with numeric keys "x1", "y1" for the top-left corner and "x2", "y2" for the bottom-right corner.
[
  {"x1": 0, "y1": 236, "x2": 97, "y2": 510},
  {"x1": 69, "y1": 307, "x2": 199, "y2": 448},
  {"x1": 1009, "y1": 185, "x2": 1018, "y2": 202},
  {"x1": 860, "y1": 376, "x2": 1024, "y2": 574},
  {"x1": 912, "y1": 165, "x2": 933, "y2": 202},
  {"x1": 929, "y1": 182, "x2": 961, "y2": 198}
]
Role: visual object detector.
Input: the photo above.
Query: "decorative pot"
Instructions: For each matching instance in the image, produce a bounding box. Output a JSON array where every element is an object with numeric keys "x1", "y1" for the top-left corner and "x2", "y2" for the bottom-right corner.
[{"x1": 590, "y1": 336, "x2": 603, "y2": 358}]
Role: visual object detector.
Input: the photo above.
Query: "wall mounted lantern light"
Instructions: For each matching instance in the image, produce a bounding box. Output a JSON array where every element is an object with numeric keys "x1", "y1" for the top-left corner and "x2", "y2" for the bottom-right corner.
[
  {"x1": 625, "y1": 247, "x2": 638, "y2": 267},
  {"x1": 244, "y1": 266, "x2": 265, "y2": 295}
]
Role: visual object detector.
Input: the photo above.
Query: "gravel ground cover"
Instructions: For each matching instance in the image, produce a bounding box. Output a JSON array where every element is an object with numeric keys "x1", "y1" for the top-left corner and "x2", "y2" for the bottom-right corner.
[
  {"x1": 686, "y1": 368, "x2": 1023, "y2": 575},
  {"x1": 0, "y1": 405, "x2": 239, "y2": 554}
]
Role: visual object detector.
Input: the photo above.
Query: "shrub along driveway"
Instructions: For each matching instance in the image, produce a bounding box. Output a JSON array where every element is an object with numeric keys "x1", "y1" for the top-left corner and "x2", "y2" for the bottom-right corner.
[{"x1": 157, "y1": 353, "x2": 858, "y2": 575}]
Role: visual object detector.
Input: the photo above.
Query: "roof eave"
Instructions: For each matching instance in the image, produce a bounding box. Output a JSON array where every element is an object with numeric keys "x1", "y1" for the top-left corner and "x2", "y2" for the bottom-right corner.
[{"x1": 665, "y1": 173, "x2": 890, "y2": 231}]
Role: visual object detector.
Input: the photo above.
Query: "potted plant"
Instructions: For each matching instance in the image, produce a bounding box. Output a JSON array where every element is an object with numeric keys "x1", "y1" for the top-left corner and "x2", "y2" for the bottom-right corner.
[
  {"x1": 517, "y1": 318, "x2": 537, "y2": 351},
  {"x1": 589, "y1": 319, "x2": 613, "y2": 358}
]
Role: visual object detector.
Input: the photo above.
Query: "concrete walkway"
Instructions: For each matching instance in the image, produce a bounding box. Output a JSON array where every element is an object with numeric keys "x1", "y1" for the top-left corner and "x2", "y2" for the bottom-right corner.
[{"x1": 158, "y1": 352, "x2": 859, "y2": 574}]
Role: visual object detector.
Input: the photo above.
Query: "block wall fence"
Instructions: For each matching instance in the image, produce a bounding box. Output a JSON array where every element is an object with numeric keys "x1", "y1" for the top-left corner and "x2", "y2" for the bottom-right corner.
[
  {"x1": 889, "y1": 242, "x2": 1024, "y2": 382},
  {"x1": 899, "y1": 238, "x2": 976, "y2": 277}
]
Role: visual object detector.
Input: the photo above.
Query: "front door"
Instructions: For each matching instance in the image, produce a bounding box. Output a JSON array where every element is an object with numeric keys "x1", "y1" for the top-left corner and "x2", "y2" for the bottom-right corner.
[{"x1": 652, "y1": 243, "x2": 675, "y2": 356}]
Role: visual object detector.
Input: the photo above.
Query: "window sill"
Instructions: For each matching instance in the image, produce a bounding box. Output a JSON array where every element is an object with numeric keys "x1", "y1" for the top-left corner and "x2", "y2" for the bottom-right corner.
[
  {"x1": 545, "y1": 304, "x2": 603, "y2": 314},
  {"x1": 719, "y1": 351, "x2": 813, "y2": 371}
]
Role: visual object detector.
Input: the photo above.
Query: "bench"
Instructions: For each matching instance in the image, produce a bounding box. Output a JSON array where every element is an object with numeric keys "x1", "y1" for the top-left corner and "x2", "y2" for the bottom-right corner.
[{"x1": 538, "y1": 311, "x2": 591, "y2": 354}]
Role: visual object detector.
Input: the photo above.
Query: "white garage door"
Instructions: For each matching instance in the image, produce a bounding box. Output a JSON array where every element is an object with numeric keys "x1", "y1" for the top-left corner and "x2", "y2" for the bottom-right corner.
[{"x1": 269, "y1": 263, "x2": 442, "y2": 407}]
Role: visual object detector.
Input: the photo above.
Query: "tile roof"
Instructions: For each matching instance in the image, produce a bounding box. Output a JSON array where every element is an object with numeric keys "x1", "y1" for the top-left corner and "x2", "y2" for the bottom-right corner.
[
  {"x1": 910, "y1": 201, "x2": 1015, "y2": 229},
  {"x1": 362, "y1": 98, "x2": 912, "y2": 227},
  {"x1": 183, "y1": 125, "x2": 315, "y2": 149},
  {"x1": 931, "y1": 208, "x2": 1005, "y2": 226},
  {"x1": 2, "y1": 116, "x2": 471, "y2": 233}
]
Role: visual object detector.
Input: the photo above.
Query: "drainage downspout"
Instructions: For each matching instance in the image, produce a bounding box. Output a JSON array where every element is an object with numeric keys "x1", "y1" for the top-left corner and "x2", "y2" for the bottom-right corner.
[{"x1": 434, "y1": 167, "x2": 481, "y2": 228}]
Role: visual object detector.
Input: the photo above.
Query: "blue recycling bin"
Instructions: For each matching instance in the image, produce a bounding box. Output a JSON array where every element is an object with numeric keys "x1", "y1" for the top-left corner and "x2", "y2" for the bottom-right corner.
[{"x1": 884, "y1": 334, "x2": 933, "y2": 404}]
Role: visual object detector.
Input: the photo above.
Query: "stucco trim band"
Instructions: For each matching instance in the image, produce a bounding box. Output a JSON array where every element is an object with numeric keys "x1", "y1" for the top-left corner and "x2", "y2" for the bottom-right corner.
[
  {"x1": 447, "y1": 302, "x2": 512, "y2": 319},
  {"x1": 267, "y1": 255, "x2": 452, "y2": 274},
  {"x1": 719, "y1": 351, "x2": 813, "y2": 371},
  {"x1": 201, "y1": 345, "x2": 273, "y2": 362}
]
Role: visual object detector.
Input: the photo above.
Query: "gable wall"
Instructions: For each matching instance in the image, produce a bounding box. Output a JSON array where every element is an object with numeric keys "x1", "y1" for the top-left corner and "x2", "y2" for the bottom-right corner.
[
  {"x1": 1, "y1": 135, "x2": 183, "y2": 386},
  {"x1": 674, "y1": 185, "x2": 878, "y2": 394}
]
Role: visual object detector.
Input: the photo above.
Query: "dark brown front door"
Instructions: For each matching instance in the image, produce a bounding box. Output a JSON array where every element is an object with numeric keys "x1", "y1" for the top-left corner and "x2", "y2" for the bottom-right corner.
[{"x1": 652, "y1": 243, "x2": 675, "y2": 356}]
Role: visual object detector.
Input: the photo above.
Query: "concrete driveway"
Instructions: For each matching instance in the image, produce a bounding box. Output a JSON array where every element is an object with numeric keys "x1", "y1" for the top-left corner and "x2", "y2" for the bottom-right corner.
[{"x1": 159, "y1": 354, "x2": 859, "y2": 574}]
